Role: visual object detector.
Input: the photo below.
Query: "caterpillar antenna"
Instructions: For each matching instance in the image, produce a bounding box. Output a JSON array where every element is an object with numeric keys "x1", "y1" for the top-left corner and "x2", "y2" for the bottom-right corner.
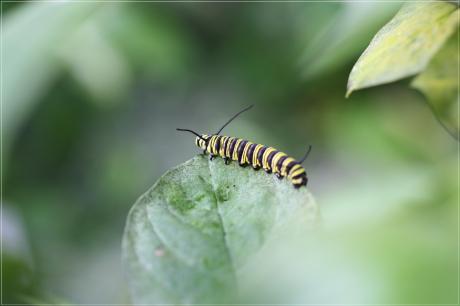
[
  {"x1": 299, "y1": 145, "x2": 312, "y2": 164},
  {"x1": 176, "y1": 128, "x2": 206, "y2": 141},
  {"x1": 216, "y1": 105, "x2": 254, "y2": 135}
]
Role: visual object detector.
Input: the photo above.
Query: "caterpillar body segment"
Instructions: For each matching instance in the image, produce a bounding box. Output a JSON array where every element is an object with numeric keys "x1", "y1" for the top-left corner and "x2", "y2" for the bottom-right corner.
[
  {"x1": 178, "y1": 105, "x2": 311, "y2": 189},
  {"x1": 196, "y1": 134, "x2": 308, "y2": 188}
]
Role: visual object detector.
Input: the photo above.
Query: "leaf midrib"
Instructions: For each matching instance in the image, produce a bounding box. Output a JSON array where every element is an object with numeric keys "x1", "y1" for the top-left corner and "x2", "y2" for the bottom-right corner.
[{"x1": 206, "y1": 157, "x2": 238, "y2": 282}]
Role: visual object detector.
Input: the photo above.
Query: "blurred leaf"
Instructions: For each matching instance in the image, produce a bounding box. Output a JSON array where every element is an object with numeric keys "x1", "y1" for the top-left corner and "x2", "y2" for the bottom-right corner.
[
  {"x1": 2, "y1": 205, "x2": 38, "y2": 303},
  {"x1": 101, "y1": 4, "x2": 196, "y2": 80},
  {"x1": 2, "y1": 255, "x2": 37, "y2": 304},
  {"x1": 21, "y1": 296, "x2": 71, "y2": 306},
  {"x1": 3, "y1": 2, "x2": 98, "y2": 153},
  {"x1": 239, "y1": 199, "x2": 458, "y2": 304},
  {"x1": 3, "y1": 2, "x2": 196, "y2": 157},
  {"x1": 301, "y1": 2, "x2": 399, "y2": 79},
  {"x1": 122, "y1": 155, "x2": 317, "y2": 304},
  {"x1": 411, "y1": 32, "x2": 459, "y2": 139},
  {"x1": 238, "y1": 153, "x2": 458, "y2": 304},
  {"x1": 347, "y1": 2, "x2": 459, "y2": 97},
  {"x1": 57, "y1": 16, "x2": 132, "y2": 107}
]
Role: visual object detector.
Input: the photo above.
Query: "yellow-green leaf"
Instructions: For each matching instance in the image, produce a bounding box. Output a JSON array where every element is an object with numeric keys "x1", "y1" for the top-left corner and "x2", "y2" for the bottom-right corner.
[
  {"x1": 347, "y1": 2, "x2": 459, "y2": 97},
  {"x1": 411, "y1": 31, "x2": 459, "y2": 140}
]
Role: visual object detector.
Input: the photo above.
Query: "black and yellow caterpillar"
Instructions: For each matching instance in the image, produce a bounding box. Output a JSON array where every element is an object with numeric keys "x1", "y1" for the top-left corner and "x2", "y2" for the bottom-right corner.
[{"x1": 177, "y1": 105, "x2": 311, "y2": 188}]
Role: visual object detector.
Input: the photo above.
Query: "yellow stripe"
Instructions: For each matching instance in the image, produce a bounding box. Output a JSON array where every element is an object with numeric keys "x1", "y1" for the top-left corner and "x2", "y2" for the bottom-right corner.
[
  {"x1": 262, "y1": 147, "x2": 276, "y2": 170},
  {"x1": 291, "y1": 168, "x2": 306, "y2": 178},
  {"x1": 208, "y1": 136, "x2": 213, "y2": 154},
  {"x1": 288, "y1": 164, "x2": 301, "y2": 178},
  {"x1": 208, "y1": 135, "x2": 213, "y2": 154},
  {"x1": 281, "y1": 157, "x2": 295, "y2": 176},
  {"x1": 271, "y1": 152, "x2": 286, "y2": 173},
  {"x1": 206, "y1": 136, "x2": 212, "y2": 153},
  {"x1": 232, "y1": 139, "x2": 243, "y2": 161},
  {"x1": 252, "y1": 144, "x2": 264, "y2": 167},
  {"x1": 219, "y1": 136, "x2": 228, "y2": 157},
  {"x1": 217, "y1": 136, "x2": 223, "y2": 156},
  {"x1": 291, "y1": 178, "x2": 303, "y2": 185},
  {"x1": 214, "y1": 136, "x2": 220, "y2": 155},
  {"x1": 242, "y1": 141, "x2": 252, "y2": 164},
  {"x1": 211, "y1": 135, "x2": 217, "y2": 154},
  {"x1": 225, "y1": 137, "x2": 233, "y2": 158}
]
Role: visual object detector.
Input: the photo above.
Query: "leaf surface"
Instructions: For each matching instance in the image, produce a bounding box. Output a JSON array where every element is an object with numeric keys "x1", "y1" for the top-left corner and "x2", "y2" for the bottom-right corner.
[
  {"x1": 347, "y1": 2, "x2": 459, "y2": 96},
  {"x1": 411, "y1": 32, "x2": 459, "y2": 140},
  {"x1": 122, "y1": 155, "x2": 317, "y2": 304}
]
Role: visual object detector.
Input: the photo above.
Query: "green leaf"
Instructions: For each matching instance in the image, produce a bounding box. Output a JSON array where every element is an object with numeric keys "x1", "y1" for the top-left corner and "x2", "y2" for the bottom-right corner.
[
  {"x1": 411, "y1": 31, "x2": 459, "y2": 140},
  {"x1": 56, "y1": 4, "x2": 133, "y2": 107},
  {"x1": 347, "y1": 2, "x2": 459, "y2": 97},
  {"x1": 122, "y1": 155, "x2": 317, "y2": 304}
]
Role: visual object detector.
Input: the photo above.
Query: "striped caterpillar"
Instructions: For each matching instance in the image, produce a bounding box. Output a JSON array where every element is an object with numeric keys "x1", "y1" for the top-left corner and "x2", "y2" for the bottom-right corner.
[{"x1": 177, "y1": 105, "x2": 311, "y2": 188}]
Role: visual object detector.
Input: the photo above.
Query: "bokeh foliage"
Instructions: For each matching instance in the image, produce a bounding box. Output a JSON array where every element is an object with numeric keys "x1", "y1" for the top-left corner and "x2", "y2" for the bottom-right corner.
[{"x1": 348, "y1": 1, "x2": 459, "y2": 138}]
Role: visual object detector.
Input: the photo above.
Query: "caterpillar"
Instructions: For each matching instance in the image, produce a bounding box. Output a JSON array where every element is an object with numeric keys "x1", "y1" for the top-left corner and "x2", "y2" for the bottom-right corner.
[{"x1": 177, "y1": 105, "x2": 311, "y2": 188}]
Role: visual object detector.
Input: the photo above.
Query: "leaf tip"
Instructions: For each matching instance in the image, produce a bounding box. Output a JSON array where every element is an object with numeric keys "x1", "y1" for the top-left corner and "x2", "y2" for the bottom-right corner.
[
  {"x1": 345, "y1": 80, "x2": 355, "y2": 98},
  {"x1": 345, "y1": 89, "x2": 352, "y2": 98}
]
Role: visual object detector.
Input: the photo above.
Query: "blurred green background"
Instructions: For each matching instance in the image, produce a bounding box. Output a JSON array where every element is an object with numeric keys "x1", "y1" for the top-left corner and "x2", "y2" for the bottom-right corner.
[{"x1": 2, "y1": 1, "x2": 458, "y2": 304}]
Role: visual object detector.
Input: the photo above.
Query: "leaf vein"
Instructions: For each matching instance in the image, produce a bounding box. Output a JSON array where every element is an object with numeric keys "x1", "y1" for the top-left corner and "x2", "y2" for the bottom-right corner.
[{"x1": 206, "y1": 158, "x2": 237, "y2": 278}]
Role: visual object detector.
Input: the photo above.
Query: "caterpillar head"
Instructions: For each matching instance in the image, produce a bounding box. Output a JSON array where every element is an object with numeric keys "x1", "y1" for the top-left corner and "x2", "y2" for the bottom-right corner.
[
  {"x1": 177, "y1": 129, "x2": 210, "y2": 150},
  {"x1": 195, "y1": 134, "x2": 210, "y2": 150}
]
